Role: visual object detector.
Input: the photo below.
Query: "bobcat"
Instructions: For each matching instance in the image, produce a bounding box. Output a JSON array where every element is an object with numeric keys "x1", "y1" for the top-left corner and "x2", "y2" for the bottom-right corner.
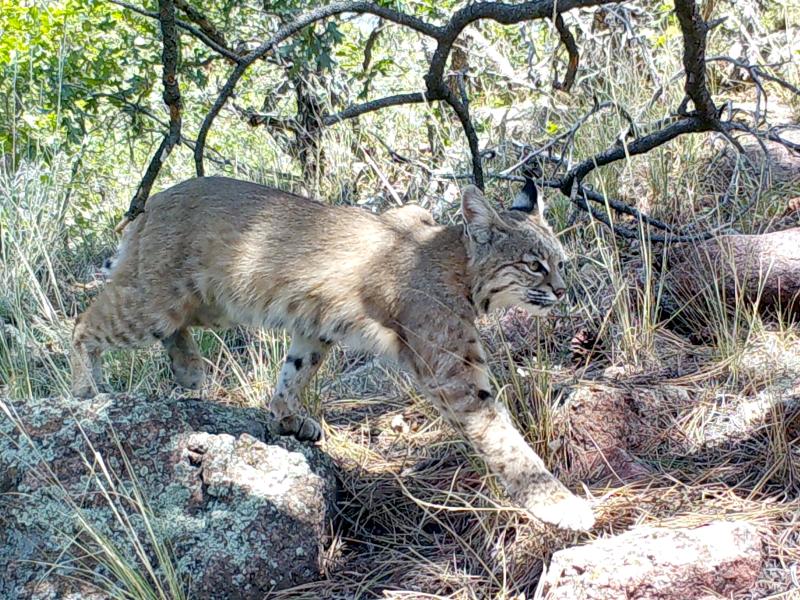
[{"x1": 71, "y1": 176, "x2": 594, "y2": 531}]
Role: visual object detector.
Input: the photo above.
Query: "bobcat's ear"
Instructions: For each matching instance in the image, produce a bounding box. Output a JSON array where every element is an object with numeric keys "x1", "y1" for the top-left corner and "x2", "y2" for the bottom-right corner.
[
  {"x1": 461, "y1": 185, "x2": 499, "y2": 244},
  {"x1": 511, "y1": 177, "x2": 543, "y2": 217}
]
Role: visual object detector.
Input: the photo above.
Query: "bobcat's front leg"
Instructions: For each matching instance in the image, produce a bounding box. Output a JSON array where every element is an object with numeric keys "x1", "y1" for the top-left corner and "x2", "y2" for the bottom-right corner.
[
  {"x1": 412, "y1": 338, "x2": 595, "y2": 531},
  {"x1": 269, "y1": 333, "x2": 331, "y2": 443}
]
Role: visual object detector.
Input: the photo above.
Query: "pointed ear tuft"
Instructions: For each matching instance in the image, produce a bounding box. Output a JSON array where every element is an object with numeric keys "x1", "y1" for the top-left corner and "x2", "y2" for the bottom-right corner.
[
  {"x1": 461, "y1": 185, "x2": 497, "y2": 243},
  {"x1": 511, "y1": 178, "x2": 542, "y2": 216}
]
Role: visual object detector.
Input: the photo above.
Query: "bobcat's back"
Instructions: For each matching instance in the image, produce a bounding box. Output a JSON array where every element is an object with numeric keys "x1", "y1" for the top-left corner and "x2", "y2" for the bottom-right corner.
[{"x1": 104, "y1": 176, "x2": 461, "y2": 357}]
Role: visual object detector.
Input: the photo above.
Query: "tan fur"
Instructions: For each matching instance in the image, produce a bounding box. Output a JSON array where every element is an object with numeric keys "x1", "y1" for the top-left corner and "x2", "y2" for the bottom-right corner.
[{"x1": 71, "y1": 176, "x2": 594, "y2": 531}]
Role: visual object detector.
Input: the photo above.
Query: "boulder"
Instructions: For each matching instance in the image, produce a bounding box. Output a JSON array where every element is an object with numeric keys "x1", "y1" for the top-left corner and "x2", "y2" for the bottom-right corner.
[
  {"x1": 0, "y1": 393, "x2": 336, "y2": 599},
  {"x1": 536, "y1": 521, "x2": 763, "y2": 600},
  {"x1": 552, "y1": 380, "x2": 691, "y2": 484}
]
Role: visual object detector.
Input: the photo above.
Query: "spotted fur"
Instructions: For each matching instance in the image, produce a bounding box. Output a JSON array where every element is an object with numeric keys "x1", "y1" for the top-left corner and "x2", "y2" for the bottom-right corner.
[{"x1": 70, "y1": 176, "x2": 593, "y2": 531}]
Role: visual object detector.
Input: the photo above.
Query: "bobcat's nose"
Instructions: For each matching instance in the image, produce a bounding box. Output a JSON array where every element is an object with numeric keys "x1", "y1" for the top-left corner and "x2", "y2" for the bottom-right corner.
[{"x1": 553, "y1": 287, "x2": 566, "y2": 299}]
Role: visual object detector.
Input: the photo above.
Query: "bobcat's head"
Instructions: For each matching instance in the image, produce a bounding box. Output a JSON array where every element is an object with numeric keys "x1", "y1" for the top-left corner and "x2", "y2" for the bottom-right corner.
[{"x1": 462, "y1": 181, "x2": 567, "y2": 316}]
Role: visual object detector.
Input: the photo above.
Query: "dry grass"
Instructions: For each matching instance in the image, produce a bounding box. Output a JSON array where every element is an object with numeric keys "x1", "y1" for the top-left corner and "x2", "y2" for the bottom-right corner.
[{"x1": 258, "y1": 324, "x2": 798, "y2": 598}]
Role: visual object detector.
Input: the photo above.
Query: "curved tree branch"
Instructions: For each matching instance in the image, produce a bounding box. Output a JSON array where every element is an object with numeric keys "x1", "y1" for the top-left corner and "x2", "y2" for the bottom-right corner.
[
  {"x1": 321, "y1": 92, "x2": 437, "y2": 126},
  {"x1": 558, "y1": 115, "x2": 713, "y2": 195},
  {"x1": 442, "y1": 89, "x2": 485, "y2": 189}
]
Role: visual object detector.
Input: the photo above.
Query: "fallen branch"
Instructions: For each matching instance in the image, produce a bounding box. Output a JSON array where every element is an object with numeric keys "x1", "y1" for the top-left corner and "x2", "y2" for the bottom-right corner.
[{"x1": 665, "y1": 228, "x2": 800, "y2": 324}]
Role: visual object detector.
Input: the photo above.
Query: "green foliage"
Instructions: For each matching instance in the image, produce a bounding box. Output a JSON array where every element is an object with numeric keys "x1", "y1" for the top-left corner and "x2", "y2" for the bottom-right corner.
[
  {"x1": 0, "y1": 0, "x2": 144, "y2": 160},
  {"x1": 280, "y1": 21, "x2": 345, "y2": 75}
]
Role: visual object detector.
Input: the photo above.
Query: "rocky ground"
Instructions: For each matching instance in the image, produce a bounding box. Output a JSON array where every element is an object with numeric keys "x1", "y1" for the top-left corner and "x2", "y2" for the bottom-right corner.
[{"x1": 2, "y1": 321, "x2": 798, "y2": 598}]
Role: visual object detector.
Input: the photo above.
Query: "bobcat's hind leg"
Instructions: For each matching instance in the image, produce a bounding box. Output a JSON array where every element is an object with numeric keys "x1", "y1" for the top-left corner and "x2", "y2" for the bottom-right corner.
[
  {"x1": 410, "y1": 333, "x2": 595, "y2": 532},
  {"x1": 71, "y1": 300, "x2": 115, "y2": 398},
  {"x1": 71, "y1": 282, "x2": 189, "y2": 398},
  {"x1": 269, "y1": 333, "x2": 332, "y2": 443},
  {"x1": 163, "y1": 328, "x2": 205, "y2": 390},
  {"x1": 70, "y1": 342, "x2": 108, "y2": 398}
]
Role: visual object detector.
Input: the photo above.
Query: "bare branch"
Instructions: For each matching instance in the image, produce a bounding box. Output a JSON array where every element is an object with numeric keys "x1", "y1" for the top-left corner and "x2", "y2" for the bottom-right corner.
[
  {"x1": 674, "y1": 0, "x2": 717, "y2": 121},
  {"x1": 321, "y1": 92, "x2": 437, "y2": 126},
  {"x1": 553, "y1": 14, "x2": 579, "y2": 92},
  {"x1": 706, "y1": 55, "x2": 800, "y2": 97},
  {"x1": 119, "y1": 0, "x2": 182, "y2": 228},
  {"x1": 558, "y1": 115, "x2": 713, "y2": 195},
  {"x1": 570, "y1": 187, "x2": 715, "y2": 242},
  {"x1": 173, "y1": 0, "x2": 228, "y2": 49},
  {"x1": 442, "y1": 89, "x2": 485, "y2": 189}
]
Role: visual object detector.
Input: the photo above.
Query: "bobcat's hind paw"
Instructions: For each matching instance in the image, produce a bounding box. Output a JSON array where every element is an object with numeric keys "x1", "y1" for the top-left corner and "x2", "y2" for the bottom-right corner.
[
  {"x1": 277, "y1": 415, "x2": 323, "y2": 443},
  {"x1": 71, "y1": 381, "x2": 110, "y2": 399},
  {"x1": 525, "y1": 491, "x2": 595, "y2": 532}
]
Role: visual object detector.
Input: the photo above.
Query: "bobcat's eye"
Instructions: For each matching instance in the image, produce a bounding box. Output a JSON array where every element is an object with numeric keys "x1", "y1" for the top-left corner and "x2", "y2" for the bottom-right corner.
[{"x1": 525, "y1": 260, "x2": 547, "y2": 275}]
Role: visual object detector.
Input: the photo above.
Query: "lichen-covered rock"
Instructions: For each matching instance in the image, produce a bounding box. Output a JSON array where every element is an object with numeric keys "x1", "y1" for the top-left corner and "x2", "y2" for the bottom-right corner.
[
  {"x1": 536, "y1": 522, "x2": 763, "y2": 600},
  {"x1": 0, "y1": 393, "x2": 336, "y2": 599}
]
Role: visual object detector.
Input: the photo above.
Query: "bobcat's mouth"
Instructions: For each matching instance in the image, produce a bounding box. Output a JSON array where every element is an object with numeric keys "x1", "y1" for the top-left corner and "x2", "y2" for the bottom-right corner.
[{"x1": 525, "y1": 290, "x2": 557, "y2": 307}]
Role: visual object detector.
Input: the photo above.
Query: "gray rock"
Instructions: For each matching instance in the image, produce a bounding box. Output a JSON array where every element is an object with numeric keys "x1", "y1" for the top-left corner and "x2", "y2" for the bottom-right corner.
[
  {"x1": 536, "y1": 521, "x2": 763, "y2": 600},
  {"x1": 0, "y1": 393, "x2": 336, "y2": 599}
]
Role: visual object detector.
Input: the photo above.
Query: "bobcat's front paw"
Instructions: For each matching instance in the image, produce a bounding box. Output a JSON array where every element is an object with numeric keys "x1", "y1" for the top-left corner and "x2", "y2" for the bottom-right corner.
[
  {"x1": 277, "y1": 415, "x2": 323, "y2": 443},
  {"x1": 525, "y1": 490, "x2": 595, "y2": 532}
]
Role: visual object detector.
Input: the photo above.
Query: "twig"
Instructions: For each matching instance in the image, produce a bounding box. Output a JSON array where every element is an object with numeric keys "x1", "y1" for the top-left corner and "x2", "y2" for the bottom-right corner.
[{"x1": 571, "y1": 187, "x2": 715, "y2": 242}]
